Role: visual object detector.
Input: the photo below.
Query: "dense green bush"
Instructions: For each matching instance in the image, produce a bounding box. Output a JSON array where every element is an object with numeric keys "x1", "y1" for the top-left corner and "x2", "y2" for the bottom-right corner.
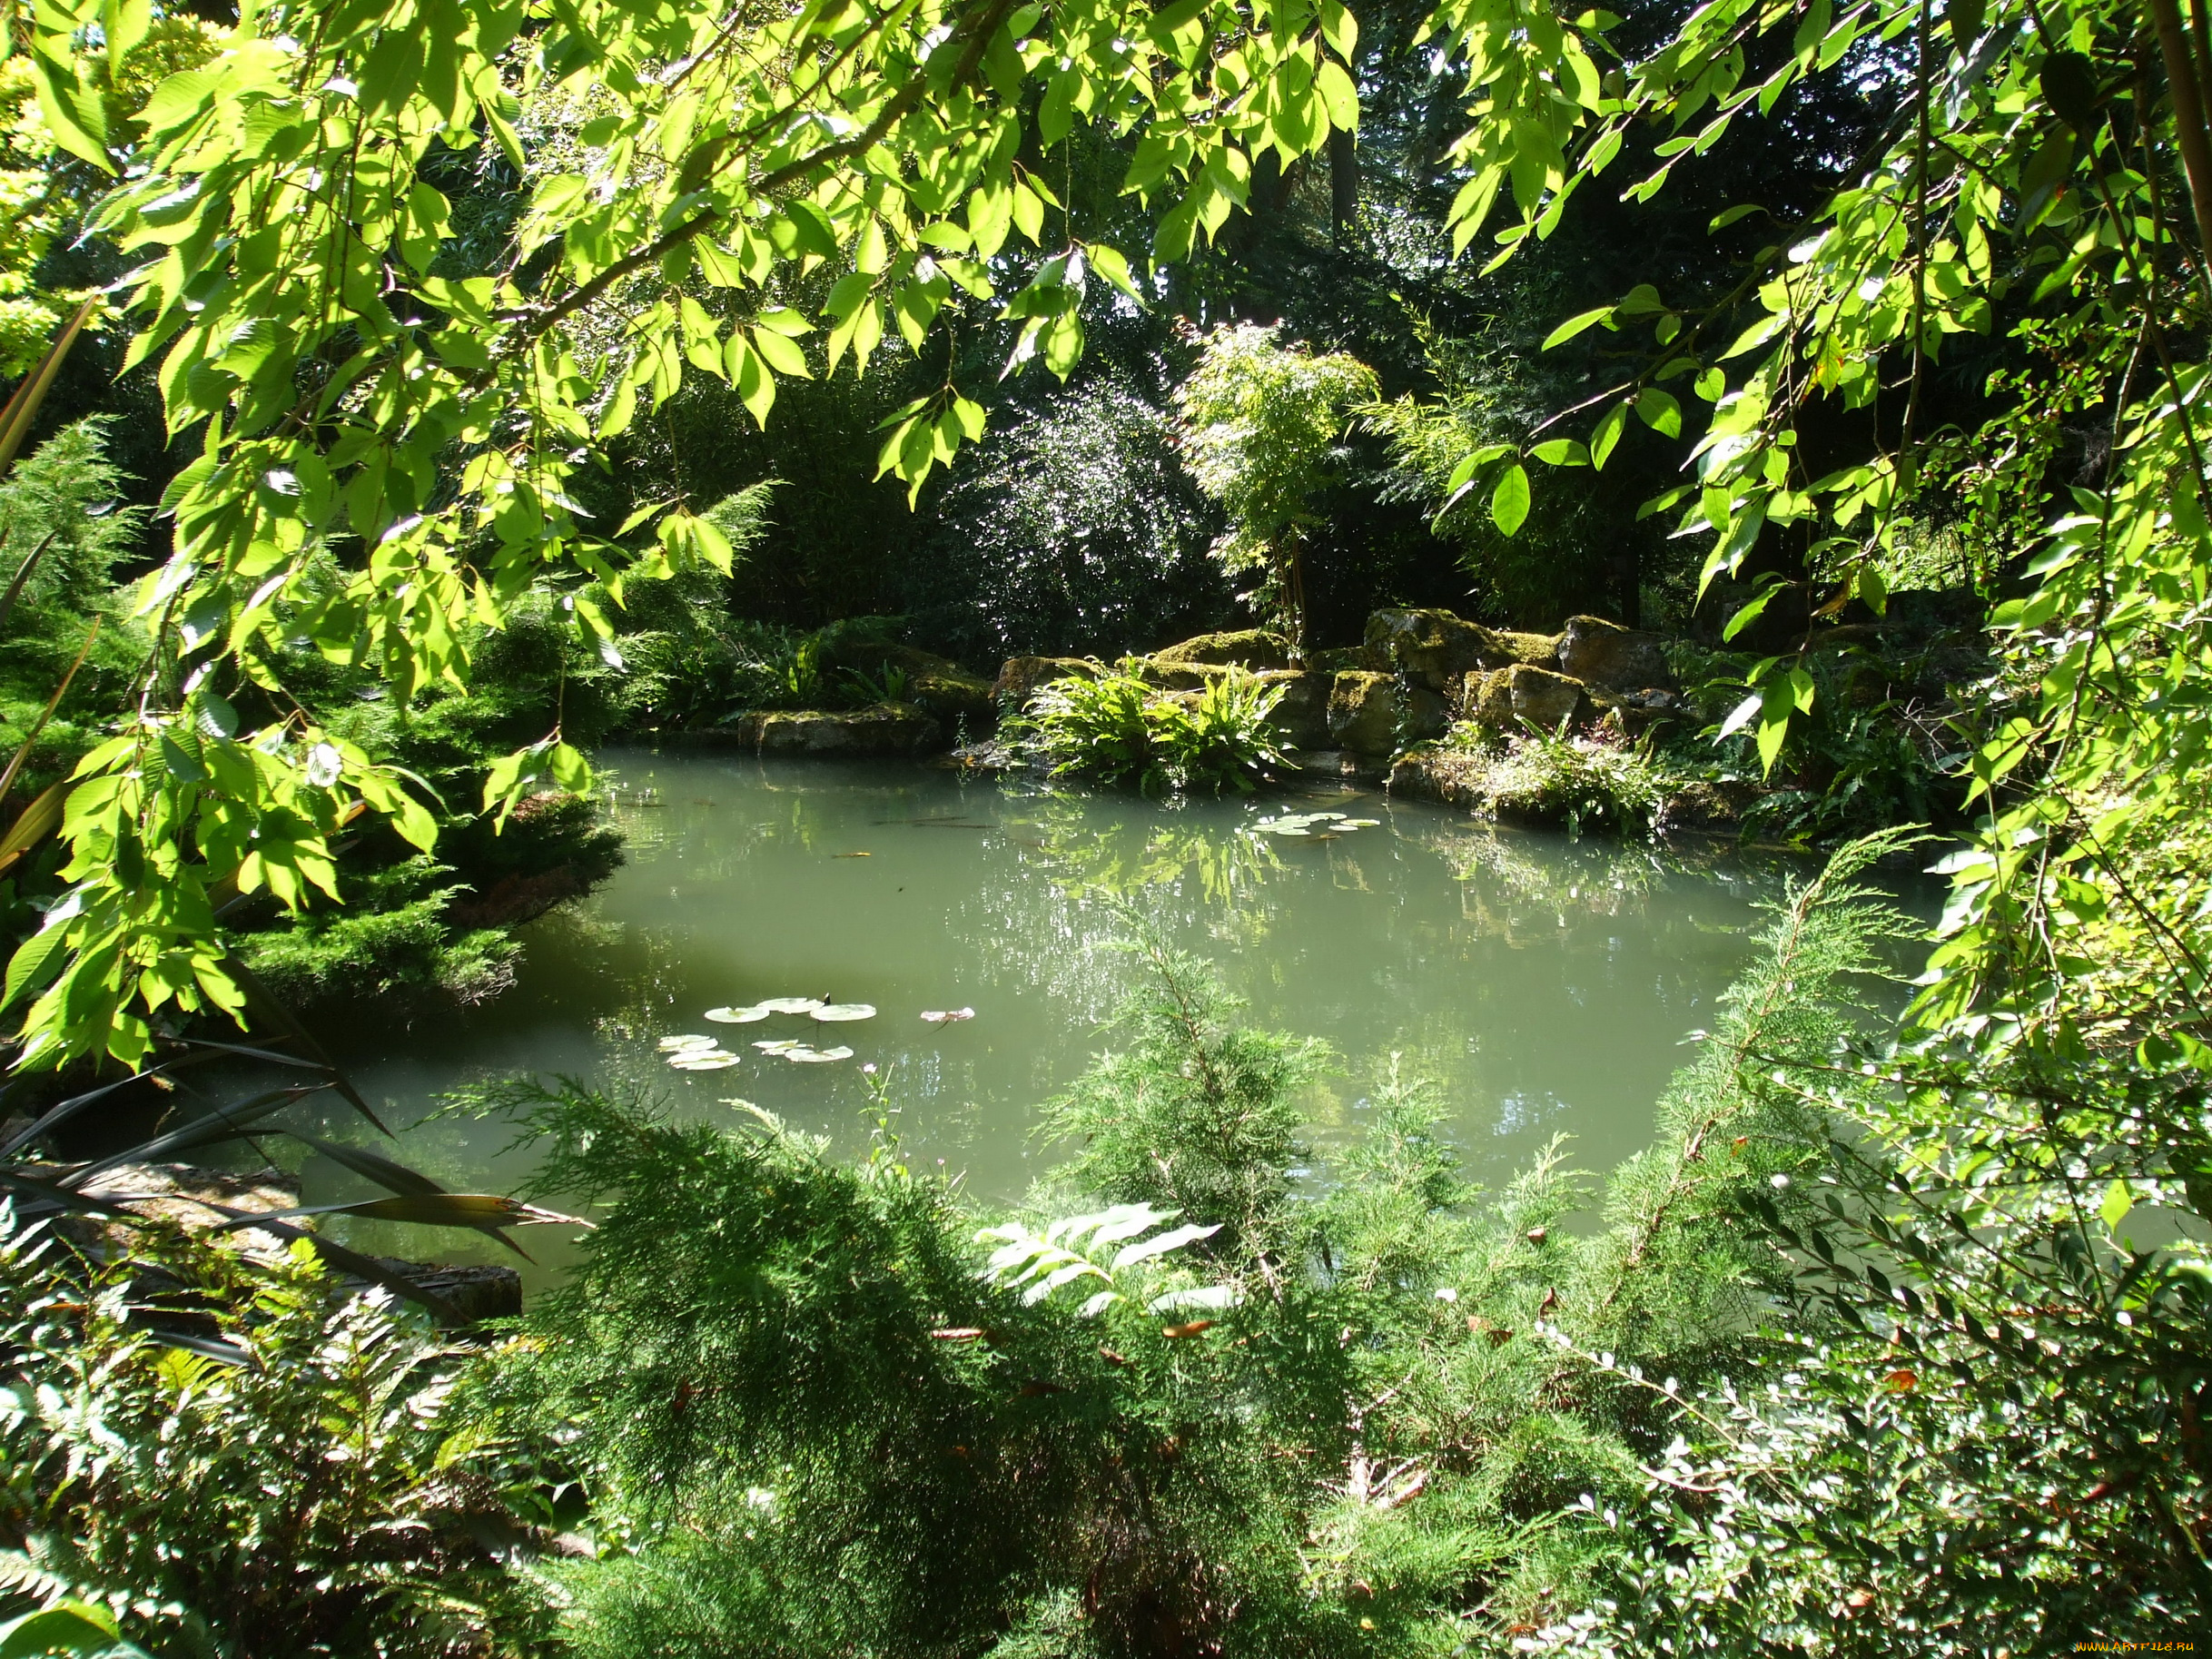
[
  {"x1": 0, "y1": 420, "x2": 152, "y2": 805},
  {"x1": 0, "y1": 1217, "x2": 533, "y2": 1657},
  {"x1": 905, "y1": 377, "x2": 1229, "y2": 664},
  {"x1": 1436, "y1": 725, "x2": 1669, "y2": 835},
  {"x1": 1664, "y1": 639, "x2": 1966, "y2": 843},
  {"x1": 1008, "y1": 668, "x2": 1289, "y2": 795},
  {"x1": 453, "y1": 852, "x2": 1915, "y2": 1656},
  {"x1": 1175, "y1": 325, "x2": 1380, "y2": 657},
  {"x1": 232, "y1": 855, "x2": 520, "y2": 1011}
]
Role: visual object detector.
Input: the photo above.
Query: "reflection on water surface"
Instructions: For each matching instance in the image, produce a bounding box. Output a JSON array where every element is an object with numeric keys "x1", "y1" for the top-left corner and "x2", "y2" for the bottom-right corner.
[{"x1": 304, "y1": 750, "x2": 1818, "y2": 1271}]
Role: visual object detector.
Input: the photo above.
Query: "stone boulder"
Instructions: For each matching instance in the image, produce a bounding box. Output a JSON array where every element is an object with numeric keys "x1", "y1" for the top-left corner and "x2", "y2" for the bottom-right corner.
[
  {"x1": 717, "y1": 704, "x2": 943, "y2": 755},
  {"x1": 992, "y1": 655, "x2": 1101, "y2": 708},
  {"x1": 810, "y1": 628, "x2": 996, "y2": 730},
  {"x1": 1137, "y1": 660, "x2": 1234, "y2": 692},
  {"x1": 1364, "y1": 609, "x2": 1563, "y2": 709},
  {"x1": 1256, "y1": 668, "x2": 1332, "y2": 750},
  {"x1": 1654, "y1": 778, "x2": 1763, "y2": 834},
  {"x1": 70, "y1": 1162, "x2": 522, "y2": 1324},
  {"x1": 1309, "y1": 643, "x2": 1392, "y2": 673},
  {"x1": 1328, "y1": 672, "x2": 1401, "y2": 755},
  {"x1": 900, "y1": 667, "x2": 995, "y2": 731},
  {"x1": 1557, "y1": 616, "x2": 1676, "y2": 695},
  {"x1": 1150, "y1": 628, "x2": 1291, "y2": 668},
  {"x1": 1470, "y1": 664, "x2": 1590, "y2": 735}
]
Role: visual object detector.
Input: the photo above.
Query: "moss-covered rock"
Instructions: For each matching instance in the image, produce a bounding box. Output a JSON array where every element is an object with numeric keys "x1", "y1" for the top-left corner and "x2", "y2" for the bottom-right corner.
[
  {"x1": 703, "y1": 703, "x2": 944, "y2": 755},
  {"x1": 1308, "y1": 643, "x2": 1391, "y2": 673},
  {"x1": 1136, "y1": 659, "x2": 1235, "y2": 691},
  {"x1": 1149, "y1": 628, "x2": 1291, "y2": 668},
  {"x1": 1365, "y1": 608, "x2": 1560, "y2": 690},
  {"x1": 1556, "y1": 615, "x2": 1676, "y2": 693},
  {"x1": 1257, "y1": 669, "x2": 1332, "y2": 750},
  {"x1": 1328, "y1": 671, "x2": 1400, "y2": 755},
  {"x1": 991, "y1": 656, "x2": 1101, "y2": 707},
  {"x1": 1467, "y1": 663, "x2": 1590, "y2": 735}
]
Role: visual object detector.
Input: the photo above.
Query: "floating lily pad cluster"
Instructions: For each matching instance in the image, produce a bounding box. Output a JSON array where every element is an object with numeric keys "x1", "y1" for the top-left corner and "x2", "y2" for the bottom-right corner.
[
  {"x1": 660, "y1": 1034, "x2": 740, "y2": 1071},
  {"x1": 1249, "y1": 810, "x2": 1383, "y2": 837},
  {"x1": 675, "y1": 996, "x2": 878, "y2": 1066},
  {"x1": 753, "y1": 1039, "x2": 855, "y2": 1063},
  {"x1": 706, "y1": 995, "x2": 878, "y2": 1022}
]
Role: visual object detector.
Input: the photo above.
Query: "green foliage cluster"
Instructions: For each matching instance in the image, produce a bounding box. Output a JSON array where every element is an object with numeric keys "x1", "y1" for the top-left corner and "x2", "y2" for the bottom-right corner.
[
  {"x1": 0, "y1": 1216, "x2": 531, "y2": 1657},
  {"x1": 231, "y1": 855, "x2": 521, "y2": 1011},
  {"x1": 8, "y1": 838, "x2": 2205, "y2": 1654},
  {"x1": 1008, "y1": 668, "x2": 1289, "y2": 795},
  {"x1": 1438, "y1": 725, "x2": 1668, "y2": 836},
  {"x1": 1175, "y1": 324, "x2": 1381, "y2": 654},
  {"x1": 1658, "y1": 633, "x2": 1970, "y2": 844},
  {"x1": 451, "y1": 845, "x2": 1929, "y2": 1655},
  {"x1": 0, "y1": 419, "x2": 148, "y2": 800},
  {"x1": 908, "y1": 376, "x2": 1227, "y2": 664}
]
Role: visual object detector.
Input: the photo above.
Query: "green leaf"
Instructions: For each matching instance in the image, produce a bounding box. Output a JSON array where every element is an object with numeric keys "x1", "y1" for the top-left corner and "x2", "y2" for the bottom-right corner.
[
  {"x1": 1319, "y1": 0, "x2": 1358, "y2": 58},
  {"x1": 1531, "y1": 439, "x2": 1589, "y2": 467},
  {"x1": 2099, "y1": 1178, "x2": 2133, "y2": 1231},
  {"x1": 1635, "y1": 387, "x2": 1682, "y2": 438},
  {"x1": 1591, "y1": 402, "x2": 1627, "y2": 469},
  {"x1": 1316, "y1": 60, "x2": 1359, "y2": 131},
  {"x1": 1721, "y1": 581, "x2": 1782, "y2": 641},
  {"x1": 29, "y1": 54, "x2": 111, "y2": 173},
  {"x1": 1542, "y1": 305, "x2": 1614, "y2": 350},
  {"x1": 1490, "y1": 463, "x2": 1531, "y2": 536},
  {"x1": 752, "y1": 326, "x2": 811, "y2": 378}
]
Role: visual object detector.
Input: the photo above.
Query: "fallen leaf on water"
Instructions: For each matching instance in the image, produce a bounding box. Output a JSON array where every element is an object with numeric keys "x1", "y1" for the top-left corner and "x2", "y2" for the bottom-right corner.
[
  {"x1": 834, "y1": 852, "x2": 873, "y2": 858},
  {"x1": 921, "y1": 1007, "x2": 976, "y2": 1024}
]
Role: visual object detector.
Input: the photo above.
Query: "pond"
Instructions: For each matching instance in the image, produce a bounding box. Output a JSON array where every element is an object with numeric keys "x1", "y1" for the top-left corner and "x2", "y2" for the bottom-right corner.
[{"x1": 286, "y1": 748, "x2": 1861, "y2": 1277}]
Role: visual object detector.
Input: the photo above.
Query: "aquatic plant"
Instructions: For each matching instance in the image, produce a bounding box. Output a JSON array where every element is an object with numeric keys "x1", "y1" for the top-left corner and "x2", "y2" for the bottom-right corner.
[{"x1": 1010, "y1": 667, "x2": 1288, "y2": 795}]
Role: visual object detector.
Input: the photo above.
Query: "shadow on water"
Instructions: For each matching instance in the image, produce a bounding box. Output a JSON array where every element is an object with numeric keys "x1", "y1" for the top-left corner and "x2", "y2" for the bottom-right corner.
[{"x1": 242, "y1": 749, "x2": 1932, "y2": 1285}]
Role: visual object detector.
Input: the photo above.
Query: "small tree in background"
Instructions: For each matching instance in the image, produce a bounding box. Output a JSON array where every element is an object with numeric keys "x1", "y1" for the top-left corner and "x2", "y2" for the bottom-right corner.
[{"x1": 1175, "y1": 323, "x2": 1378, "y2": 658}]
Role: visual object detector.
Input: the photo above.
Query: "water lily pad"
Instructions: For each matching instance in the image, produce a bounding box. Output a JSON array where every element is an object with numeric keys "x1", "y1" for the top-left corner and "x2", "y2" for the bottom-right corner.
[
  {"x1": 810, "y1": 1002, "x2": 876, "y2": 1022},
  {"x1": 756, "y1": 996, "x2": 826, "y2": 1014},
  {"x1": 658, "y1": 1034, "x2": 717, "y2": 1051},
  {"x1": 671, "y1": 1053, "x2": 740, "y2": 1071},
  {"x1": 706, "y1": 1004, "x2": 773, "y2": 1023},
  {"x1": 1339, "y1": 818, "x2": 1381, "y2": 828},
  {"x1": 921, "y1": 1007, "x2": 976, "y2": 1024},
  {"x1": 754, "y1": 1039, "x2": 802, "y2": 1052},
  {"x1": 782, "y1": 1044, "x2": 854, "y2": 1063}
]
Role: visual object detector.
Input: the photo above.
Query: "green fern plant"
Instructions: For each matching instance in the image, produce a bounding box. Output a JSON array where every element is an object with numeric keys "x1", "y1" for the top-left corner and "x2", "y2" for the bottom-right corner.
[{"x1": 1009, "y1": 666, "x2": 1287, "y2": 795}]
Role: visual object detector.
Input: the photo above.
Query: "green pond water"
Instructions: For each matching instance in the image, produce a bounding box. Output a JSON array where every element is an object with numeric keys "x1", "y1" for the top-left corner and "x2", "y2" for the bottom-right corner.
[{"x1": 295, "y1": 749, "x2": 1875, "y2": 1276}]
